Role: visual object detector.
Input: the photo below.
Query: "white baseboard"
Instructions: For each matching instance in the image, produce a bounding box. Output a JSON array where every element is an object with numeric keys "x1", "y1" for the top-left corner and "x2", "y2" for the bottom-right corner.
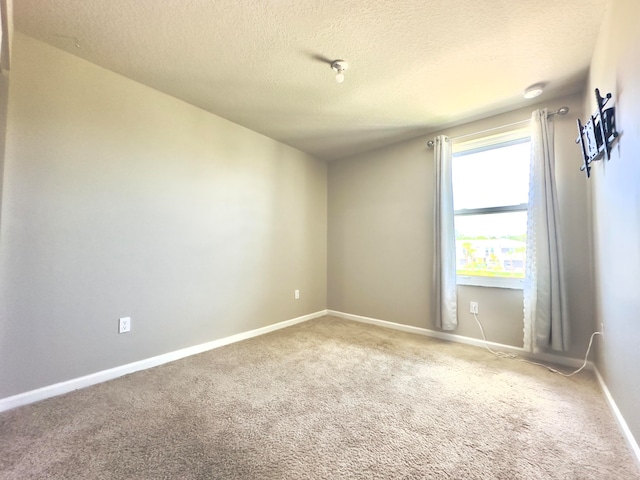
[
  {"x1": 594, "y1": 367, "x2": 640, "y2": 467},
  {"x1": 0, "y1": 310, "x2": 328, "y2": 413},
  {"x1": 327, "y1": 309, "x2": 587, "y2": 369}
]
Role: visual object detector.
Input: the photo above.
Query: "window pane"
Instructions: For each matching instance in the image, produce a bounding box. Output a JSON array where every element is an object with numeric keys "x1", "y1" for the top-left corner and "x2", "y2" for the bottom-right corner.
[
  {"x1": 452, "y1": 140, "x2": 530, "y2": 210},
  {"x1": 455, "y1": 212, "x2": 527, "y2": 278}
]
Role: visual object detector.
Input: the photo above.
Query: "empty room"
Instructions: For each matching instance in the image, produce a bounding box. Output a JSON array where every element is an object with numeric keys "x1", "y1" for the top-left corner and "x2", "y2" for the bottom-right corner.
[{"x1": 1, "y1": 0, "x2": 639, "y2": 478}]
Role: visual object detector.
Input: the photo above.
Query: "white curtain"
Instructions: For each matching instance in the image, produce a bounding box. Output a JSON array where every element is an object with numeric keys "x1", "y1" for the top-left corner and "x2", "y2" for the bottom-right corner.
[
  {"x1": 524, "y1": 110, "x2": 569, "y2": 352},
  {"x1": 433, "y1": 135, "x2": 457, "y2": 331}
]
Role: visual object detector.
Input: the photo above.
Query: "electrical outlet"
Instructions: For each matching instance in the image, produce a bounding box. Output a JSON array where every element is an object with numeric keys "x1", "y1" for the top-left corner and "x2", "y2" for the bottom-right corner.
[
  {"x1": 294, "y1": 289, "x2": 300, "y2": 300},
  {"x1": 470, "y1": 302, "x2": 479, "y2": 314},
  {"x1": 119, "y1": 317, "x2": 131, "y2": 334}
]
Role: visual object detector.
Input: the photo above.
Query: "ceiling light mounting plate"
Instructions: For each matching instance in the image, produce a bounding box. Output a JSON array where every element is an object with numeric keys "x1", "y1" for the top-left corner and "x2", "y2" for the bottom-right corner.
[{"x1": 331, "y1": 60, "x2": 348, "y2": 73}]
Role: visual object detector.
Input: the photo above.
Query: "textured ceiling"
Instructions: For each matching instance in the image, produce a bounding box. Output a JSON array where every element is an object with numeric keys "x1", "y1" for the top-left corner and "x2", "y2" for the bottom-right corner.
[{"x1": 14, "y1": 0, "x2": 609, "y2": 161}]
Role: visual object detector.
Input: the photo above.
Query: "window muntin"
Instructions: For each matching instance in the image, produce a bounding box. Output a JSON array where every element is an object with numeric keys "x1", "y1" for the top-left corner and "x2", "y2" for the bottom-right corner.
[{"x1": 452, "y1": 134, "x2": 530, "y2": 288}]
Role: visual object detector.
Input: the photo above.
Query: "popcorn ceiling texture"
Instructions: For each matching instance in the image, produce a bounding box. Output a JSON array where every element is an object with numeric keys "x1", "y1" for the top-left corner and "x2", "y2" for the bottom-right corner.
[
  {"x1": 1, "y1": 316, "x2": 638, "y2": 479},
  {"x1": 15, "y1": 0, "x2": 608, "y2": 159}
]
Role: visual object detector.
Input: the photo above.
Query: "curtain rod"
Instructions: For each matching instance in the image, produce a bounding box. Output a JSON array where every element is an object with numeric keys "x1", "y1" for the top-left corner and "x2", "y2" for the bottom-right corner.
[{"x1": 426, "y1": 106, "x2": 569, "y2": 147}]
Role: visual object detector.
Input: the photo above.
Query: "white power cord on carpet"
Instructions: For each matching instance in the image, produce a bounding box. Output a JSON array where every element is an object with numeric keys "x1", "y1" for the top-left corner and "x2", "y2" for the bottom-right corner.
[{"x1": 472, "y1": 312, "x2": 602, "y2": 377}]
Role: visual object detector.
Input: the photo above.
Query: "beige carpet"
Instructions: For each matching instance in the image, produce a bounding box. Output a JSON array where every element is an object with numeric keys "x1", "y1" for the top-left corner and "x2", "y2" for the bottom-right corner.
[{"x1": 1, "y1": 316, "x2": 638, "y2": 479}]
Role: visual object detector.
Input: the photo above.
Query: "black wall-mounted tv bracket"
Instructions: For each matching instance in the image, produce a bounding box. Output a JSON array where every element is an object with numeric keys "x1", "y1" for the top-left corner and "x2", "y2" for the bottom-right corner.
[{"x1": 576, "y1": 88, "x2": 620, "y2": 178}]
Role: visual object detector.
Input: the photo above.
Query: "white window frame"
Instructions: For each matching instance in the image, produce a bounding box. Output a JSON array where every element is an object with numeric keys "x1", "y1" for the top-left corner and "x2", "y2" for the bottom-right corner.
[{"x1": 452, "y1": 129, "x2": 530, "y2": 289}]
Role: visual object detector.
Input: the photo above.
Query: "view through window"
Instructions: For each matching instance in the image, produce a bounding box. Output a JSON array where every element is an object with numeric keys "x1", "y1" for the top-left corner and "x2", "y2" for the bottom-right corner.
[{"x1": 452, "y1": 134, "x2": 530, "y2": 287}]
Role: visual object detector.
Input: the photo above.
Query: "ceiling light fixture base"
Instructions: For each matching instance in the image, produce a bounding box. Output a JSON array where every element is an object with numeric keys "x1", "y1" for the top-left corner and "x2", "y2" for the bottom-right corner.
[
  {"x1": 331, "y1": 60, "x2": 349, "y2": 83},
  {"x1": 524, "y1": 83, "x2": 545, "y2": 99}
]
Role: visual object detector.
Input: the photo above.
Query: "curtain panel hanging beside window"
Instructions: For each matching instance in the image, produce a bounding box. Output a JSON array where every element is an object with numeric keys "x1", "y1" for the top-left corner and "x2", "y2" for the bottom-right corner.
[
  {"x1": 524, "y1": 110, "x2": 569, "y2": 352},
  {"x1": 433, "y1": 135, "x2": 458, "y2": 331}
]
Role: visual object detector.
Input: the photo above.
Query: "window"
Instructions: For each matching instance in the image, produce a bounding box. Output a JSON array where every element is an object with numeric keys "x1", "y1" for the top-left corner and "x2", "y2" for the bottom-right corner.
[{"x1": 452, "y1": 129, "x2": 530, "y2": 289}]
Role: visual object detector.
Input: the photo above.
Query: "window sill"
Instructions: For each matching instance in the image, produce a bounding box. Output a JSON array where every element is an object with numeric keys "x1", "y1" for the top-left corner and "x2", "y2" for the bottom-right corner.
[{"x1": 457, "y1": 275, "x2": 524, "y2": 290}]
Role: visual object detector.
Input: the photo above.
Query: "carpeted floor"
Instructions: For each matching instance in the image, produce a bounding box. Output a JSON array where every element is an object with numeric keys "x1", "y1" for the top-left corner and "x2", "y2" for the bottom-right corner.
[{"x1": 1, "y1": 316, "x2": 638, "y2": 479}]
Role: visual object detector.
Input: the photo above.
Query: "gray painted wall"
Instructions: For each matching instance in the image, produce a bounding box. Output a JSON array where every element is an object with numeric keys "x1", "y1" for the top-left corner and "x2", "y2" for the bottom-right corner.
[
  {"x1": 586, "y1": 0, "x2": 640, "y2": 450},
  {"x1": 0, "y1": 33, "x2": 327, "y2": 398},
  {"x1": 328, "y1": 93, "x2": 593, "y2": 359},
  {"x1": 0, "y1": 72, "x2": 8, "y2": 225},
  {"x1": 0, "y1": 0, "x2": 11, "y2": 226}
]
